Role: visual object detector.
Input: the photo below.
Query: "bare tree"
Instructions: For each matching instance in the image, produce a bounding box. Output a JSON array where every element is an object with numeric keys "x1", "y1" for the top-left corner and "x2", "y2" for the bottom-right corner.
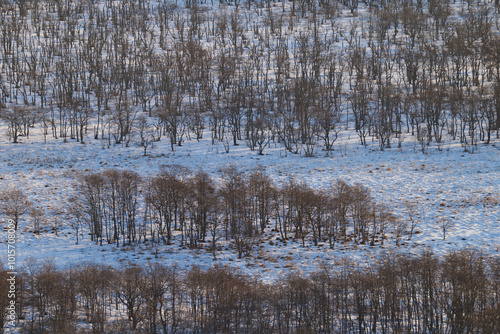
[
  {"x1": 331, "y1": 179, "x2": 353, "y2": 242},
  {"x1": 68, "y1": 197, "x2": 84, "y2": 244},
  {"x1": 76, "y1": 263, "x2": 114, "y2": 333},
  {"x1": 29, "y1": 206, "x2": 44, "y2": 234},
  {"x1": 349, "y1": 79, "x2": 371, "y2": 146},
  {"x1": 186, "y1": 170, "x2": 218, "y2": 245},
  {"x1": 248, "y1": 168, "x2": 275, "y2": 234},
  {"x1": 403, "y1": 201, "x2": 420, "y2": 240},
  {"x1": 219, "y1": 165, "x2": 252, "y2": 258},
  {"x1": 0, "y1": 107, "x2": 26, "y2": 143},
  {"x1": 112, "y1": 99, "x2": 137, "y2": 146},
  {"x1": 350, "y1": 183, "x2": 373, "y2": 244},
  {"x1": 145, "y1": 166, "x2": 190, "y2": 245},
  {"x1": 392, "y1": 218, "x2": 408, "y2": 246},
  {"x1": 114, "y1": 265, "x2": 145, "y2": 330},
  {"x1": 79, "y1": 172, "x2": 105, "y2": 245},
  {"x1": 136, "y1": 115, "x2": 155, "y2": 156},
  {"x1": 440, "y1": 217, "x2": 455, "y2": 241},
  {"x1": 159, "y1": 90, "x2": 187, "y2": 151},
  {"x1": 0, "y1": 188, "x2": 32, "y2": 230}
]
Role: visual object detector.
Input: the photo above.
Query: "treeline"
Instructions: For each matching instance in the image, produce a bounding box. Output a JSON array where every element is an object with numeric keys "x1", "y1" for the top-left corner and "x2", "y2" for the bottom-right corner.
[
  {"x1": 76, "y1": 166, "x2": 404, "y2": 256},
  {"x1": 1, "y1": 249, "x2": 499, "y2": 333},
  {"x1": 0, "y1": 0, "x2": 499, "y2": 154}
]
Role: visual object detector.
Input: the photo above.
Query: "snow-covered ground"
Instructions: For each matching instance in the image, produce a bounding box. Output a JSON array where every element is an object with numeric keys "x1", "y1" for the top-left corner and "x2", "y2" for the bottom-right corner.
[
  {"x1": 0, "y1": 0, "x2": 499, "y2": 283},
  {"x1": 1, "y1": 127, "x2": 499, "y2": 283}
]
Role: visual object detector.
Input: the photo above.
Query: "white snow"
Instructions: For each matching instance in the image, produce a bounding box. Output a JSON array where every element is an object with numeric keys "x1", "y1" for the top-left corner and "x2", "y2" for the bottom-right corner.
[{"x1": 1, "y1": 126, "x2": 499, "y2": 283}]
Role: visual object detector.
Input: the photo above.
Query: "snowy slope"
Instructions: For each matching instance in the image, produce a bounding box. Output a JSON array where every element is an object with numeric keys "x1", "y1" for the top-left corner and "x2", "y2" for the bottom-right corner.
[{"x1": 1, "y1": 126, "x2": 498, "y2": 282}]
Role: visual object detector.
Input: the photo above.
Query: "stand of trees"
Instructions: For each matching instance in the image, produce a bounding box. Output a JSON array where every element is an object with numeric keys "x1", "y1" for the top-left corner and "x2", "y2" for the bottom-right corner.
[
  {"x1": 77, "y1": 166, "x2": 402, "y2": 256},
  {"x1": 2, "y1": 249, "x2": 499, "y2": 333},
  {"x1": 78, "y1": 169, "x2": 141, "y2": 247},
  {"x1": 0, "y1": 0, "x2": 498, "y2": 154}
]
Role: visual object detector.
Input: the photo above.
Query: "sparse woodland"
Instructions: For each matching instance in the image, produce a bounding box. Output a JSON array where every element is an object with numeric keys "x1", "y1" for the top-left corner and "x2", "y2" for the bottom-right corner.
[
  {"x1": 76, "y1": 166, "x2": 397, "y2": 257},
  {"x1": 0, "y1": 250, "x2": 499, "y2": 333},
  {"x1": 1, "y1": 0, "x2": 500, "y2": 332},
  {"x1": 0, "y1": 0, "x2": 498, "y2": 154}
]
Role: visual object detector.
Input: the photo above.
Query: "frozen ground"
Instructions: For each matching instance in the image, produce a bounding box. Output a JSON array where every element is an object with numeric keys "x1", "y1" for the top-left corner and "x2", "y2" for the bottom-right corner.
[{"x1": 1, "y1": 128, "x2": 499, "y2": 282}]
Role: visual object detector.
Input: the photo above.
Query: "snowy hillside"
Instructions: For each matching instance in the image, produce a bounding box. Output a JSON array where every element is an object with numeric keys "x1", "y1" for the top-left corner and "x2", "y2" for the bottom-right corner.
[{"x1": 1, "y1": 126, "x2": 498, "y2": 282}]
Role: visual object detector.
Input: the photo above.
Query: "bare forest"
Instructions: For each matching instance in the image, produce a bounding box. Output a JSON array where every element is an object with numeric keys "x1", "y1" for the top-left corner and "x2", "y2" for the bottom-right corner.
[
  {"x1": 1, "y1": 0, "x2": 500, "y2": 332},
  {"x1": 0, "y1": 0, "x2": 498, "y2": 153},
  {"x1": 1, "y1": 250, "x2": 500, "y2": 333}
]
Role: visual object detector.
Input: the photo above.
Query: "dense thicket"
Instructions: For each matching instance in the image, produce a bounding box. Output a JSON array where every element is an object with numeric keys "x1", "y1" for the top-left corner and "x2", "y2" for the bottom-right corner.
[
  {"x1": 2, "y1": 249, "x2": 499, "y2": 333},
  {"x1": 0, "y1": 0, "x2": 499, "y2": 154},
  {"x1": 77, "y1": 166, "x2": 402, "y2": 256}
]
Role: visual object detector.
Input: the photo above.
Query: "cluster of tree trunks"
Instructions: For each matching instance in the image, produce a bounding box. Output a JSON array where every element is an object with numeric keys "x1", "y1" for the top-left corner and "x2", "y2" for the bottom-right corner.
[
  {"x1": 0, "y1": 0, "x2": 499, "y2": 154},
  {"x1": 2, "y1": 249, "x2": 499, "y2": 333},
  {"x1": 78, "y1": 166, "x2": 402, "y2": 257}
]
